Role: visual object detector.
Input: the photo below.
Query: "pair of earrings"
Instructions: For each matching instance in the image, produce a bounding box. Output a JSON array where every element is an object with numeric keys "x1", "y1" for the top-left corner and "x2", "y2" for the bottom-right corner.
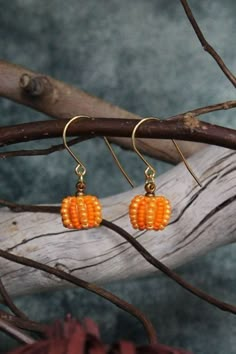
[{"x1": 61, "y1": 116, "x2": 201, "y2": 231}]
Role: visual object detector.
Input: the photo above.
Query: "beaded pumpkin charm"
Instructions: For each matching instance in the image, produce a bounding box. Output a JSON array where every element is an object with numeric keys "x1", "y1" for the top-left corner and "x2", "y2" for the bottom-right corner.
[
  {"x1": 129, "y1": 117, "x2": 172, "y2": 231},
  {"x1": 129, "y1": 180, "x2": 171, "y2": 230},
  {"x1": 61, "y1": 182, "x2": 102, "y2": 230},
  {"x1": 60, "y1": 116, "x2": 102, "y2": 230},
  {"x1": 128, "y1": 117, "x2": 202, "y2": 231}
]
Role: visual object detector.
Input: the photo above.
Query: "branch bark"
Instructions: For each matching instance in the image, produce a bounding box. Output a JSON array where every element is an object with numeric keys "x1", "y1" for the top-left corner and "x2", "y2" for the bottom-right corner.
[
  {"x1": 0, "y1": 145, "x2": 235, "y2": 297},
  {"x1": 0, "y1": 116, "x2": 236, "y2": 150},
  {"x1": 0, "y1": 60, "x2": 206, "y2": 163}
]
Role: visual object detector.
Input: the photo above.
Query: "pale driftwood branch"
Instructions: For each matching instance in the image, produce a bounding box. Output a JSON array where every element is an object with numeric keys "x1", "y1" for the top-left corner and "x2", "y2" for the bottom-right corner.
[
  {"x1": 0, "y1": 145, "x2": 235, "y2": 297},
  {"x1": 0, "y1": 60, "x2": 206, "y2": 163}
]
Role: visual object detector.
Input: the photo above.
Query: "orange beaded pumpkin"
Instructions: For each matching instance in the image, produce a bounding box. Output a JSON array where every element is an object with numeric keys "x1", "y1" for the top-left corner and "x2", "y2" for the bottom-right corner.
[
  {"x1": 129, "y1": 181, "x2": 171, "y2": 231},
  {"x1": 61, "y1": 116, "x2": 104, "y2": 230},
  {"x1": 61, "y1": 194, "x2": 102, "y2": 230}
]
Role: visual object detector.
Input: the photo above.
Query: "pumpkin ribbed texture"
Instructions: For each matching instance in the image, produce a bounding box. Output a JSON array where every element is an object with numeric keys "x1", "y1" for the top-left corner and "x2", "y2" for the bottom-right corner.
[
  {"x1": 129, "y1": 195, "x2": 171, "y2": 230},
  {"x1": 61, "y1": 195, "x2": 102, "y2": 229}
]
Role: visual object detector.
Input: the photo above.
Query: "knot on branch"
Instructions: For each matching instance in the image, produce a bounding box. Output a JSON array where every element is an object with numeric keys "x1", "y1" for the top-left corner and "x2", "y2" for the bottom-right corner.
[
  {"x1": 183, "y1": 113, "x2": 200, "y2": 132},
  {"x1": 19, "y1": 73, "x2": 52, "y2": 97}
]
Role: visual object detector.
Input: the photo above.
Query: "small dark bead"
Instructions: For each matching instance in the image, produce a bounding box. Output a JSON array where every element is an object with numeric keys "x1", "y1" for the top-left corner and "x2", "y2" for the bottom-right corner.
[
  {"x1": 76, "y1": 181, "x2": 86, "y2": 195},
  {"x1": 145, "y1": 181, "x2": 156, "y2": 195}
]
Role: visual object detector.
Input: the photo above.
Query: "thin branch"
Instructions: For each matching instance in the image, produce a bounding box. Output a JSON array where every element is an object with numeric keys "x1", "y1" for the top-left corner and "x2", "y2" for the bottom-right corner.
[
  {"x1": 0, "y1": 137, "x2": 91, "y2": 159},
  {"x1": 0, "y1": 278, "x2": 29, "y2": 320},
  {"x1": 180, "y1": 0, "x2": 236, "y2": 87},
  {"x1": 169, "y1": 100, "x2": 236, "y2": 119},
  {"x1": 0, "y1": 318, "x2": 35, "y2": 344},
  {"x1": 102, "y1": 220, "x2": 236, "y2": 315},
  {"x1": 0, "y1": 115, "x2": 236, "y2": 149},
  {"x1": 0, "y1": 309, "x2": 46, "y2": 333},
  {"x1": 0, "y1": 200, "x2": 59, "y2": 213},
  {"x1": 0, "y1": 248, "x2": 157, "y2": 345},
  {"x1": 1, "y1": 200, "x2": 236, "y2": 316}
]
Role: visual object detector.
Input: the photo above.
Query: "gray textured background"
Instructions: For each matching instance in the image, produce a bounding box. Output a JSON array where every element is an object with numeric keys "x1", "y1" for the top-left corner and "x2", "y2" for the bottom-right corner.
[{"x1": 0, "y1": 0, "x2": 235, "y2": 353}]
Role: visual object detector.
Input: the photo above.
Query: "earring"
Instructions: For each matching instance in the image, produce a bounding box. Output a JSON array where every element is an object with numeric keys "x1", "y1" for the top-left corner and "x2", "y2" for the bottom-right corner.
[
  {"x1": 129, "y1": 118, "x2": 201, "y2": 231},
  {"x1": 61, "y1": 116, "x2": 102, "y2": 230}
]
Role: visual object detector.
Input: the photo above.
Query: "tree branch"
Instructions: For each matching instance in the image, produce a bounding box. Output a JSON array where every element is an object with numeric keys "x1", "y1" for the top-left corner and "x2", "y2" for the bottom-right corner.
[
  {"x1": 0, "y1": 249, "x2": 157, "y2": 344},
  {"x1": 0, "y1": 146, "x2": 235, "y2": 304},
  {"x1": 0, "y1": 212, "x2": 236, "y2": 316},
  {"x1": 0, "y1": 318, "x2": 35, "y2": 344},
  {"x1": 0, "y1": 115, "x2": 235, "y2": 150},
  {"x1": 0, "y1": 60, "x2": 206, "y2": 163},
  {"x1": 180, "y1": 0, "x2": 236, "y2": 87},
  {"x1": 0, "y1": 137, "x2": 91, "y2": 159},
  {"x1": 102, "y1": 220, "x2": 236, "y2": 314},
  {"x1": 0, "y1": 278, "x2": 29, "y2": 320}
]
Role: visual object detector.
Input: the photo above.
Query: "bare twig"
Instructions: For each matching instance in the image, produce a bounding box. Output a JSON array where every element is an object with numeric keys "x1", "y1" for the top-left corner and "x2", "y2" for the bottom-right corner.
[
  {"x1": 0, "y1": 200, "x2": 59, "y2": 213},
  {"x1": 180, "y1": 0, "x2": 236, "y2": 87},
  {"x1": 169, "y1": 100, "x2": 236, "y2": 119},
  {"x1": 0, "y1": 318, "x2": 35, "y2": 344},
  {"x1": 102, "y1": 220, "x2": 236, "y2": 315},
  {"x1": 0, "y1": 137, "x2": 91, "y2": 159},
  {"x1": 0, "y1": 278, "x2": 29, "y2": 320},
  {"x1": 0, "y1": 115, "x2": 236, "y2": 149},
  {"x1": 0, "y1": 309, "x2": 46, "y2": 333},
  {"x1": 0, "y1": 248, "x2": 157, "y2": 344}
]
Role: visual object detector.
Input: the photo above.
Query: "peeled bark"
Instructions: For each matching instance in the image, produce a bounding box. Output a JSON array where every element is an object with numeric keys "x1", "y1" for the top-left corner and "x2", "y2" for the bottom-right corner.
[{"x1": 0, "y1": 146, "x2": 235, "y2": 297}]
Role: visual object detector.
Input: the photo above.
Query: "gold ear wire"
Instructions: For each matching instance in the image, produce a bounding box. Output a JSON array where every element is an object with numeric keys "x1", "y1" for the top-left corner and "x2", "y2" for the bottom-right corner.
[
  {"x1": 63, "y1": 115, "x2": 88, "y2": 181},
  {"x1": 104, "y1": 137, "x2": 135, "y2": 188},
  {"x1": 131, "y1": 117, "x2": 202, "y2": 187},
  {"x1": 63, "y1": 115, "x2": 134, "y2": 187}
]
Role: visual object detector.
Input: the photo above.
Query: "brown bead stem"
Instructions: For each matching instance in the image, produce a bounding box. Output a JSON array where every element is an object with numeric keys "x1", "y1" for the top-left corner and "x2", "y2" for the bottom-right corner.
[
  {"x1": 145, "y1": 181, "x2": 156, "y2": 196},
  {"x1": 76, "y1": 181, "x2": 86, "y2": 196}
]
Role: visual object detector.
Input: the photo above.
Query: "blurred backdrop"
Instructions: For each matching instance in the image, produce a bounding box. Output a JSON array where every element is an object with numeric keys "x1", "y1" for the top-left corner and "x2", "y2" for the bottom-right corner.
[{"x1": 0, "y1": 0, "x2": 235, "y2": 353}]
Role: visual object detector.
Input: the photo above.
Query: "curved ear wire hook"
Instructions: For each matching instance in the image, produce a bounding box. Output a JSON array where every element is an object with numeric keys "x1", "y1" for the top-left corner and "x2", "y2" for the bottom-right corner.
[
  {"x1": 63, "y1": 115, "x2": 89, "y2": 179},
  {"x1": 63, "y1": 115, "x2": 135, "y2": 187},
  {"x1": 132, "y1": 117, "x2": 202, "y2": 187},
  {"x1": 132, "y1": 118, "x2": 156, "y2": 181}
]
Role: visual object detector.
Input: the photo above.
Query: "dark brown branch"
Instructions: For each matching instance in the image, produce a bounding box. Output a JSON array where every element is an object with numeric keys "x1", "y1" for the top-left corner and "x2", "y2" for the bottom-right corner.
[
  {"x1": 0, "y1": 309, "x2": 46, "y2": 333},
  {"x1": 0, "y1": 115, "x2": 236, "y2": 149},
  {"x1": 1, "y1": 200, "x2": 236, "y2": 316},
  {"x1": 0, "y1": 199, "x2": 59, "y2": 213},
  {"x1": 102, "y1": 220, "x2": 236, "y2": 315},
  {"x1": 0, "y1": 318, "x2": 35, "y2": 344},
  {"x1": 0, "y1": 249, "x2": 157, "y2": 344},
  {"x1": 0, "y1": 278, "x2": 29, "y2": 320},
  {"x1": 180, "y1": 0, "x2": 236, "y2": 87},
  {"x1": 0, "y1": 137, "x2": 91, "y2": 159}
]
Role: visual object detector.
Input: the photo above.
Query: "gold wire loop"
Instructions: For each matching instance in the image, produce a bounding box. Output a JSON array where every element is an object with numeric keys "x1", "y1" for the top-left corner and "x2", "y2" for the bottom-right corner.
[
  {"x1": 75, "y1": 165, "x2": 86, "y2": 178},
  {"x1": 132, "y1": 117, "x2": 202, "y2": 187},
  {"x1": 63, "y1": 115, "x2": 90, "y2": 178},
  {"x1": 145, "y1": 166, "x2": 155, "y2": 181}
]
